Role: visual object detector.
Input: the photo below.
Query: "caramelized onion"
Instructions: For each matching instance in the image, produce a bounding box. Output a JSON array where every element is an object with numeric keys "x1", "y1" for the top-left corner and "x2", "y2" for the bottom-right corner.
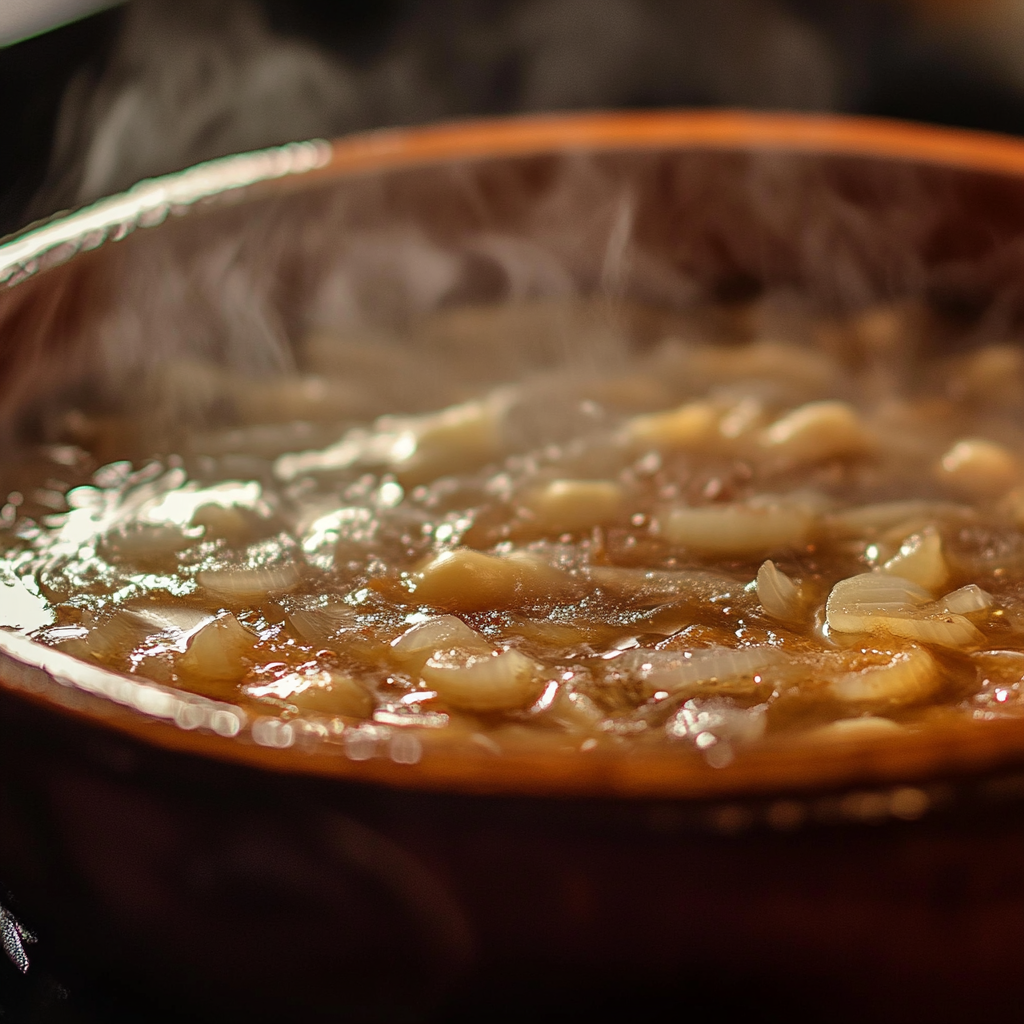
[
  {"x1": 197, "y1": 565, "x2": 300, "y2": 602},
  {"x1": 829, "y1": 646, "x2": 939, "y2": 704},
  {"x1": 755, "y1": 560, "x2": 803, "y2": 622},
  {"x1": 177, "y1": 613, "x2": 258, "y2": 686},
  {"x1": 409, "y1": 548, "x2": 568, "y2": 611},
  {"x1": 825, "y1": 572, "x2": 984, "y2": 648},
  {"x1": 881, "y1": 528, "x2": 948, "y2": 592},
  {"x1": 420, "y1": 647, "x2": 543, "y2": 712},
  {"x1": 939, "y1": 584, "x2": 994, "y2": 615},
  {"x1": 657, "y1": 501, "x2": 814, "y2": 557},
  {"x1": 758, "y1": 401, "x2": 873, "y2": 469},
  {"x1": 390, "y1": 615, "x2": 492, "y2": 674},
  {"x1": 520, "y1": 479, "x2": 624, "y2": 533},
  {"x1": 612, "y1": 646, "x2": 783, "y2": 697}
]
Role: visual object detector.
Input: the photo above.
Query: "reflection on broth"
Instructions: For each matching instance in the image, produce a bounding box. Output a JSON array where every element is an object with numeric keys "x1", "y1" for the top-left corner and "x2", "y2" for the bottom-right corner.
[{"x1": 4, "y1": 300, "x2": 1024, "y2": 764}]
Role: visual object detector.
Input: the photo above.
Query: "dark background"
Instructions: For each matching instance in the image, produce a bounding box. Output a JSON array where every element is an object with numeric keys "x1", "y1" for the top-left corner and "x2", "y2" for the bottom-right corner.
[{"x1": 4, "y1": 0, "x2": 1024, "y2": 240}]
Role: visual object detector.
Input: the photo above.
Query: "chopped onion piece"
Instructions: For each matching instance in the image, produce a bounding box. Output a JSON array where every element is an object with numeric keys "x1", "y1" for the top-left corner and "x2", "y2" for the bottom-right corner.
[
  {"x1": 125, "y1": 605, "x2": 215, "y2": 648},
  {"x1": 420, "y1": 647, "x2": 542, "y2": 712},
  {"x1": 657, "y1": 501, "x2": 814, "y2": 556},
  {"x1": 806, "y1": 717, "x2": 904, "y2": 740},
  {"x1": 758, "y1": 401, "x2": 873, "y2": 468},
  {"x1": 282, "y1": 670, "x2": 373, "y2": 719},
  {"x1": 881, "y1": 528, "x2": 948, "y2": 592},
  {"x1": 177, "y1": 612, "x2": 257, "y2": 685},
  {"x1": 828, "y1": 572, "x2": 929, "y2": 621},
  {"x1": 588, "y1": 566, "x2": 743, "y2": 606},
  {"x1": 826, "y1": 501, "x2": 968, "y2": 536},
  {"x1": 80, "y1": 611, "x2": 154, "y2": 662},
  {"x1": 938, "y1": 439, "x2": 1021, "y2": 498},
  {"x1": 390, "y1": 615, "x2": 492, "y2": 674},
  {"x1": 612, "y1": 646, "x2": 783, "y2": 697},
  {"x1": 382, "y1": 392, "x2": 512, "y2": 484},
  {"x1": 756, "y1": 560, "x2": 803, "y2": 622},
  {"x1": 197, "y1": 565, "x2": 300, "y2": 602},
  {"x1": 409, "y1": 547, "x2": 568, "y2": 611},
  {"x1": 275, "y1": 390, "x2": 513, "y2": 485},
  {"x1": 826, "y1": 572, "x2": 984, "y2": 648},
  {"x1": 939, "y1": 584, "x2": 994, "y2": 615},
  {"x1": 286, "y1": 604, "x2": 360, "y2": 644},
  {"x1": 898, "y1": 617, "x2": 983, "y2": 647},
  {"x1": 830, "y1": 646, "x2": 939, "y2": 704},
  {"x1": 102, "y1": 523, "x2": 202, "y2": 560},
  {"x1": 624, "y1": 401, "x2": 718, "y2": 450},
  {"x1": 520, "y1": 479, "x2": 624, "y2": 533}
]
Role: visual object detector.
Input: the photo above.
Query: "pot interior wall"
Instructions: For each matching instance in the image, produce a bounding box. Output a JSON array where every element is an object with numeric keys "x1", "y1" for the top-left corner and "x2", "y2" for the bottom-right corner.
[{"x1": 2, "y1": 146, "x2": 1024, "y2": 446}]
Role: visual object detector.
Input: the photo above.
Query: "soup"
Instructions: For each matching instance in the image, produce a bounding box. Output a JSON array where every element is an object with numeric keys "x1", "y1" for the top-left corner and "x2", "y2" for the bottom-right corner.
[{"x1": 3, "y1": 300, "x2": 1024, "y2": 765}]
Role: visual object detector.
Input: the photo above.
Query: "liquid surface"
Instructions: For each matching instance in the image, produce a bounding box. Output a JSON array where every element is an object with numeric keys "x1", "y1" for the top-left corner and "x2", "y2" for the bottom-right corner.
[{"x1": 5, "y1": 301, "x2": 1024, "y2": 764}]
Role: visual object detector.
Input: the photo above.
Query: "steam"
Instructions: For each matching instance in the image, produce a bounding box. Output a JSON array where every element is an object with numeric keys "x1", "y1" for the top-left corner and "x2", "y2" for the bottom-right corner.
[
  {"x1": 27, "y1": 0, "x2": 841, "y2": 220},
  {"x1": 2, "y1": 1, "x2": 1021, "y2": 449},
  {"x1": 31, "y1": 0, "x2": 367, "y2": 218},
  {"x1": 1, "y1": 135, "x2": 1005, "y2": 447}
]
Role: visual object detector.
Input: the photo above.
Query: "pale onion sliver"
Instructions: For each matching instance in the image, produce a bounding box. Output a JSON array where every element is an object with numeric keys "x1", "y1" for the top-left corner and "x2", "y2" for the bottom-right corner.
[
  {"x1": 198, "y1": 565, "x2": 300, "y2": 600},
  {"x1": 826, "y1": 572, "x2": 930, "y2": 629},
  {"x1": 420, "y1": 648, "x2": 541, "y2": 712},
  {"x1": 287, "y1": 604, "x2": 360, "y2": 644},
  {"x1": 884, "y1": 615, "x2": 983, "y2": 648},
  {"x1": 826, "y1": 501, "x2": 968, "y2": 536},
  {"x1": 178, "y1": 612, "x2": 257, "y2": 683},
  {"x1": 881, "y1": 528, "x2": 948, "y2": 592},
  {"x1": 830, "y1": 646, "x2": 939, "y2": 704},
  {"x1": 657, "y1": 502, "x2": 813, "y2": 556},
  {"x1": 756, "y1": 560, "x2": 802, "y2": 622},
  {"x1": 619, "y1": 645, "x2": 783, "y2": 696},
  {"x1": 940, "y1": 584, "x2": 994, "y2": 615},
  {"x1": 826, "y1": 572, "x2": 984, "y2": 648},
  {"x1": 390, "y1": 615, "x2": 492, "y2": 673}
]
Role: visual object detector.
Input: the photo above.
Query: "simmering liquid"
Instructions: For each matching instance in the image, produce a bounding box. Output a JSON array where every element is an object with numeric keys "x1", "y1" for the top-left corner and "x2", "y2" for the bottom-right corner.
[{"x1": 4, "y1": 301, "x2": 1024, "y2": 761}]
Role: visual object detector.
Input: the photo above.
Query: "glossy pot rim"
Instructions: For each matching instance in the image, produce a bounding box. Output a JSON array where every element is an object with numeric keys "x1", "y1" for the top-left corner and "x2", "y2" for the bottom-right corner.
[{"x1": 4, "y1": 109, "x2": 1024, "y2": 802}]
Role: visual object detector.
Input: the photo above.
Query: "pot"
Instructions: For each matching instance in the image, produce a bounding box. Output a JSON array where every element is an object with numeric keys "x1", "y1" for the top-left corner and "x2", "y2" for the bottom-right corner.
[{"x1": 3, "y1": 111, "x2": 1024, "y2": 1021}]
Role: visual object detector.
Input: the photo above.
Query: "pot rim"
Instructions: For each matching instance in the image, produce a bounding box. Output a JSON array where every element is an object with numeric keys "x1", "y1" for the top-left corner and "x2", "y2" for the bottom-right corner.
[
  {"x1": 7, "y1": 108, "x2": 1024, "y2": 288},
  {"x1": 4, "y1": 108, "x2": 1024, "y2": 801}
]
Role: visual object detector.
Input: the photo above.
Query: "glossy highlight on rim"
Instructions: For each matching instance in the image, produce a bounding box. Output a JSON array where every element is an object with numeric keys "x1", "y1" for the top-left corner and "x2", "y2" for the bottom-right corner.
[{"x1": 6, "y1": 110, "x2": 1024, "y2": 289}]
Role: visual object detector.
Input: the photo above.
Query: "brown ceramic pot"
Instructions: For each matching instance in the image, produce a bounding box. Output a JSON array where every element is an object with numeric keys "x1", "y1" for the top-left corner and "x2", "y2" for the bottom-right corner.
[{"x1": 4, "y1": 112, "x2": 1024, "y2": 1021}]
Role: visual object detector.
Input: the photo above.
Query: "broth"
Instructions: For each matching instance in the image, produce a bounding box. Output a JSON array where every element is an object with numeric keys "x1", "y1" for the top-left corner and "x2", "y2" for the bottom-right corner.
[{"x1": 4, "y1": 300, "x2": 1024, "y2": 762}]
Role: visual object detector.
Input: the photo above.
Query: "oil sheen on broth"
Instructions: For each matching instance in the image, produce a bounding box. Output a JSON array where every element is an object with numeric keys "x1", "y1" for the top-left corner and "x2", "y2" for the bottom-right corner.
[{"x1": 4, "y1": 301, "x2": 1024, "y2": 761}]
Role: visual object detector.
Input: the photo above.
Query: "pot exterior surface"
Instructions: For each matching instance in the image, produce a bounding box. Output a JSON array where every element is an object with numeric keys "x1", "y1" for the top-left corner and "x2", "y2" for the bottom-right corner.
[{"x1": 2, "y1": 684, "x2": 1024, "y2": 1022}]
